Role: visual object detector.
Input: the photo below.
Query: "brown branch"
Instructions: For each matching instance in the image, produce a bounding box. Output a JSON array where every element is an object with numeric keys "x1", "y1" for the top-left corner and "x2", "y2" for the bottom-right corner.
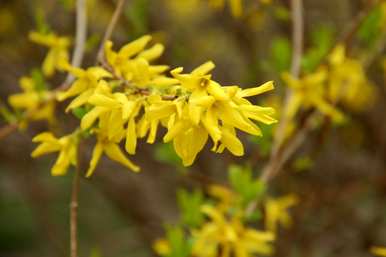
[
  {"x1": 70, "y1": 166, "x2": 80, "y2": 257},
  {"x1": 96, "y1": 0, "x2": 128, "y2": 63},
  {"x1": 64, "y1": 0, "x2": 88, "y2": 87},
  {"x1": 259, "y1": 0, "x2": 304, "y2": 183}
]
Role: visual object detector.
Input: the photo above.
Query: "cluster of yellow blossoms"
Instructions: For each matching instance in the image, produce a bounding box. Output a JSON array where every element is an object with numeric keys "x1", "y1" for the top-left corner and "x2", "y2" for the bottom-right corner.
[
  {"x1": 26, "y1": 34, "x2": 276, "y2": 176},
  {"x1": 154, "y1": 181, "x2": 298, "y2": 257},
  {"x1": 282, "y1": 44, "x2": 375, "y2": 124}
]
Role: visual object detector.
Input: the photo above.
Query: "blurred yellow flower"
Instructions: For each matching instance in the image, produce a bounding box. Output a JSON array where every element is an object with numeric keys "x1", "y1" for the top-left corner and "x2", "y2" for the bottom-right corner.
[
  {"x1": 265, "y1": 194, "x2": 298, "y2": 232},
  {"x1": 192, "y1": 205, "x2": 275, "y2": 257},
  {"x1": 8, "y1": 76, "x2": 55, "y2": 125},
  {"x1": 282, "y1": 70, "x2": 344, "y2": 122},
  {"x1": 31, "y1": 132, "x2": 78, "y2": 176},
  {"x1": 29, "y1": 31, "x2": 70, "y2": 77},
  {"x1": 153, "y1": 239, "x2": 171, "y2": 256},
  {"x1": 371, "y1": 246, "x2": 386, "y2": 256},
  {"x1": 327, "y1": 45, "x2": 376, "y2": 111}
]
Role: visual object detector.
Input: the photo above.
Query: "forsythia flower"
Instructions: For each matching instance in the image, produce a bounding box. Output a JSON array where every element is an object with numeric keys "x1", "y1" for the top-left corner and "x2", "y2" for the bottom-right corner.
[
  {"x1": 42, "y1": 34, "x2": 276, "y2": 175},
  {"x1": 31, "y1": 132, "x2": 78, "y2": 176},
  {"x1": 29, "y1": 31, "x2": 70, "y2": 77},
  {"x1": 372, "y1": 247, "x2": 386, "y2": 256},
  {"x1": 192, "y1": 205, "x2": 275, "y2": 257},
  {"x1": 161, "y1": 65, "x2": 276, "y2": 166},
  {"x1": 208, "y1": 0, "x2": 243, "y2": 17},
  {"x1": 327, "y1": 45, "x2": 376, "y2": 111},
  {"x1": 265, "y1": 194, "x2": 298, "y2": 233},
  {"x1": 282, "y1": 70, "x2": 344, "y2": 122},
  {"x1": 8, "y1": 76, "x2": 55, "y2": 125}
]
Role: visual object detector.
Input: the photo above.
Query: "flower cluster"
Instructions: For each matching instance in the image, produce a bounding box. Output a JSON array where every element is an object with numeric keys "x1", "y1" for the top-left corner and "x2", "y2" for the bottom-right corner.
[
  {"x1": 8, "y1": 75, "x2": 56, "y2": 128},
  {"x1": 282, "y1": 45, "x2": 375, "y2": 124},
  {"x1": 153, "y1": 166, "x2": 298, "y2": 257},
  {"x1": 32, "y1": 35, "x2": 276, "y2": 176},
  {"x1": 29, "y1": 31, "x2": 70, "y2": 77}
]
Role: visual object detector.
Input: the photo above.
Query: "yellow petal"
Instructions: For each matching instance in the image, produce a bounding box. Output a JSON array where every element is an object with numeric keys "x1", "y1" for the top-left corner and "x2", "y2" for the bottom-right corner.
[
  {"x1": 104, "y1": 143, "x2": 140, "y2": 172},
  {"x1": 125, "y1": 118, "x2": 137, "y2": 154},
  {"x1": 88, "y1": 94, "x2": 119, "y2": 108},
  {"x1": 119, "y1": 35, "x2": 152, "y2": 59},
  {"x1": 137, "y1": 43, "x2": 164, "y2": 61},
  {"x1": 81, "y1": 107, "x2": 108, "y2": 130},
  {"x1": 202, "y1": 108, "x2": 222, "y2": 144},
  {"x1": 192, "y1": 61, "x2": 215, "y2": 76},
  {"x1": 173, "y1": 126, "x2": 208, "y2": 166},
  {"x1": 207, "y1": 81, "x2": 228, "y2": 101},
  {"x1": 219, "y1": 126, "x2": 244, "y2": 156},
  {"x1": 31, "y1": 142, "x2": 61, "y2": 157},
  {"x1": 237, "y1": 81, "x2": 274, "y2": 98},
  {"x1": 86, "y1": 142, "x2": 104, "y2": 177},
  {"x1": 147, "y1": 120, "x2": 159, "y2": 144}
]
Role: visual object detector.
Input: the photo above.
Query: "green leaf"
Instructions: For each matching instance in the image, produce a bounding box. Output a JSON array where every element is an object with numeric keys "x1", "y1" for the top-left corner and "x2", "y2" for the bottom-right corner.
[
  {"x1": 124, "y1": 0, "x2": 150, "y2": 37},
  {"x1": 357, "y1": 6, "x2": 383, "y2": 47},
  {"x1": 31, "y1": 69, "x2": 48, "y2": 92},
  {"x1": 270, "y1": 37, "x2": 292, "y2": 72},
  {"x1": 154, "y1": 143, "x2": 181, "y2": 166},
  {"x1": 34, "y1": 7, "x2": 51, "y2": 34},
  {"x1": 165, "y1": 226, "x2": 191, "y2": 257},
  {"x1": 177, "y1": 189, "x2": 204, "y2": 228},
  {"x1": 228, "y1": 165, "x2": 266, "y2": 207},
  {"x1": 301, "y1": 25, "x2": 334, "y2": 72},
  {"x1": 72, "y1": 107, "x2": 88, "y2": 119}
]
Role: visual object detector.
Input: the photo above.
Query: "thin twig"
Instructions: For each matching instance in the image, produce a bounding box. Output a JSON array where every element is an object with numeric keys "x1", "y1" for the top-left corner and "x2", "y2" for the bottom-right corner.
[
  {"x1": 259, "y1": 0, "x2": 304, "y2": 183},
  {"x1": 64, "y1": 0, "x2": 88, "y2": 87},
  {"x1": 96, "y1": 0, "x2": 127, "y2": 63},
  {"x1": 70, "y1": 166, "x2": 80, "y2": 257}
]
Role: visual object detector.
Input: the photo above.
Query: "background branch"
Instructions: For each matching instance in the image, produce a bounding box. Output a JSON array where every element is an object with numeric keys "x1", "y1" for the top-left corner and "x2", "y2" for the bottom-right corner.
[{"x1": 96, "y1": 0, "x2": 128, "y2": 63}]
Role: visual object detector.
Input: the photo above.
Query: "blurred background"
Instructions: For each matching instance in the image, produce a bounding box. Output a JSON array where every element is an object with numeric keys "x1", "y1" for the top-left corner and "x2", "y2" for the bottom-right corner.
[{"x1": 0, "y1": 0, "x2": 385, "y2": 256}]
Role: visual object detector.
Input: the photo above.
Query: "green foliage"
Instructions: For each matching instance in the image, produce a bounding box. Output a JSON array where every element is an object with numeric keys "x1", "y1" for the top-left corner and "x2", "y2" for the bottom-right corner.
[
  {"x1": 31, "y1": 69, "x2": 48, "y2": 92},
  {"x1": 72, "y1": 106, "x2": 89, "y2": 119},
  {"x1": 177, "y1": 189, "x2": 204, "y2": 228},
  {"x1": 357, "y1": 6, "x2": 383, "y2": 47},
  {"x1": 273, "y1": 5, "x2": 290, "y2": 21},
  {"x1": 154, "y1": 143, "x2": 181, "y2": 166},
  {"x1": 228, "y1": 165, "x2": 265, "y2": 206},
  {"x1": 34, "y1": 7, "x2": 51, "y2": 34},
  {"x1": 125, "y1": 0, "x2": 150, "y2": 37},
  {"x1": 270, "y1": 37, "x2": 292, "y2": 72},
  {"x1": 164, "y1": 226, "x2": 192, "y2": 257},
  {"x1": 301, "y1": 26, "x2": 334, "y2": 72}
]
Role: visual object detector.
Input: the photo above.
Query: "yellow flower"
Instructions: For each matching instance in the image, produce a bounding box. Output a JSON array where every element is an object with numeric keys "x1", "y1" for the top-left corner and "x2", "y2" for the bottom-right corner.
[
  {"x1": 57, "y1": 64, "x2": 112, "y2": 111},
  {"x1": 85, "y1": 112, "x2": 140, "y2": 177},
  {"x1": 8, "y1": 76, "x2": 55, "y2": 125},
  {"x1": 372, "y1": 247, "x2": 386, "y2": 256},
  {"x1": 153, "y1": 239, "x2": 171, "y2": 256},
  {"x1": 86, "y1": 133, "x2": 140, "y2": 177},
  {"x1": 327, "y1": 44, "x2": 376, "y2": 111},
  {"x1": 29, "y1": 31, "x2": 70, "y2": 77},
  {"x1": 282, "y1": 70, "x2": 344, "y2": 122},
  {"x1": 192, "y1": 205, "x2": 275, "y2": 257},
  {"x1": 162, "y1": 62, "x2": 276, "y2": 165},
  {"x1": 31, "y1": 132, "x2": 78, "y2": 176},
  {"x1": 104, "y1": 35, "x2": 177, "y2": 88},
  {"x1": 265, "y1": 194, "x2": 298, "y2": 232},
  {"x1": 208, "y1": 184, "x2": 237, "y2": 212}
]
